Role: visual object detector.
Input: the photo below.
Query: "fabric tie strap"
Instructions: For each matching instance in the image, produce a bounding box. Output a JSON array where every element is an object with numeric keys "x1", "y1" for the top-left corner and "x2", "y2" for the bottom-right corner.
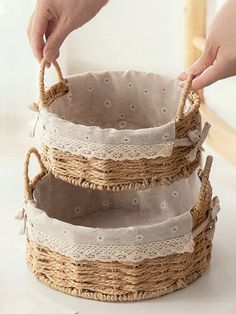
[
  {"x1": 15, "y1": 200, "x2": 27, "y2": 235},
  {"x1": 186, "y1": 122, "x2": 211, "y2": 162},
  {"x1": 192, "y1": 195, "x2": 220, "y2": 240}
]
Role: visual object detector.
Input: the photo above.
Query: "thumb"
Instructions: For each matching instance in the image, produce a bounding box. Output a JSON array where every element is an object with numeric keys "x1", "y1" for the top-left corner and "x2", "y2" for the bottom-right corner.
[{"x1": 43, "y1": 21, "x2": 71, "y2": 63}]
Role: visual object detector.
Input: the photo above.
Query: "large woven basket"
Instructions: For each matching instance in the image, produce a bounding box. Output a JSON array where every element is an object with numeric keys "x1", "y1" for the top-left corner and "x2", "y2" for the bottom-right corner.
[
  {"x1": 17, "y1": 148, "x2": 220, "y2": 302},
  {"x1": 31, "y1": 60, "x2": 211, "y2": 191}
]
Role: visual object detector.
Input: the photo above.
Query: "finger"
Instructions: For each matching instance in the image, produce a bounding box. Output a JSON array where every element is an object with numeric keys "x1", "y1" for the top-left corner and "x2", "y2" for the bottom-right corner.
[
  {"x1": 178, "y1": 72, "x2": 187, "y2": 81},
  {"x1": 43, "y1": 21, "x2": 71, "y2": 63},
  {"x1": 178, "y1": 54, "x2": 213, "y2": 84},
  {"x1": 178, "y1": 38, "x2": 218, "y2": 83},
  {"x1": 44, "y1": 20, "x2": 58, "y2": 68},
  {"x1": 31, "y1": 7, "x2": 50, "y2": 62},
  {"x1": 191, "y1": 61, "x2": 223, "y2": 90}
]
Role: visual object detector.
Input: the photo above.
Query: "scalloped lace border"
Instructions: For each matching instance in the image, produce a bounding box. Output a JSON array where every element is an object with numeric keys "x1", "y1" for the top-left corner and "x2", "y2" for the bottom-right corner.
[{"x1": 26, "y1": 225, "x2": 194, "y2": 262}]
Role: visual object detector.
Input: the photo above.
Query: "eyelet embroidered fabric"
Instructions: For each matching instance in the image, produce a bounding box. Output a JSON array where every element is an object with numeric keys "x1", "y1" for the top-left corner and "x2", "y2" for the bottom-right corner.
[
  {"x1": 36, "y1": 119, "x2": 175, "y2": 160},
  {"x1": 26, "y1": 224, "x2": 194, "y2": 262},
  {"x1": 24, "y1": 170, "x2": 201, "y2": 262},
  {"x1": 34, "y1": 70, "x2": 184, "y2": 160}
]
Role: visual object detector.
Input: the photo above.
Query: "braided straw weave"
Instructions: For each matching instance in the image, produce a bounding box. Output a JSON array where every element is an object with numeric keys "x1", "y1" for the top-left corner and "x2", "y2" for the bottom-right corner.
[
  {"x1": 37, "y1": 60, "x2": 202, "y2": 191},
  {"x1": 24, "y1": 150, "x2": 215, "y2": 302}
]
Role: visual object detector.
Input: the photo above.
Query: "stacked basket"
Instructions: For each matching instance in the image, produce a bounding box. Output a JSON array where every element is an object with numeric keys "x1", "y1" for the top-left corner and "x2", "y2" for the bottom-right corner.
[{"x1": 16, "y1": 59, "x2": 220, "y2": 302}]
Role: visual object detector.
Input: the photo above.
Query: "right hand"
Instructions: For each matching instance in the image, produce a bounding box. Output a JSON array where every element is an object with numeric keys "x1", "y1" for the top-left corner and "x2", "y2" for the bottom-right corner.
[{"x1": 178, "y1": 0, "x2": 236, "y2": 90}]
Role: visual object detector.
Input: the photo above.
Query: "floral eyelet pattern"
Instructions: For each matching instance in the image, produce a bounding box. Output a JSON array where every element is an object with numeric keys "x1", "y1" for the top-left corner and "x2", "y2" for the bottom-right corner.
[
  {"x1": 119, "y1": 121, "x2": 127, "y2": 129},
  {"x1": 135, "y1": 234, "x2": 144, "y2": 242},
  {"x1": 161, "y1": 202, "x2": 166, "y2": 209},
  {"x1": 161, "y1": 106, "x2": 167, "y2": 114},
  {"x1": 104, "y1": 99, "x2": 111, "y2": 108},
  {"x1": 96, "y1": 236, "x2": 104, "y2": 242},
  {"x1": 132, "y1": 198, "x2": 139, "y2": 205},
  {"x1": 171, "y1": 226, "x2": 178, "y2": 233},
  {"x1": 74, "y1": 207, "x2": 81, "y2": 215},
  {"x1": 162, "y1": 132, "x2": 170, "y2": 141},
  {"x1": 172, "y1": 191, "x2": 179, "y2": 198},
  {"x1": 102, "y1": 200, "x2": 109, "y2": 207}
]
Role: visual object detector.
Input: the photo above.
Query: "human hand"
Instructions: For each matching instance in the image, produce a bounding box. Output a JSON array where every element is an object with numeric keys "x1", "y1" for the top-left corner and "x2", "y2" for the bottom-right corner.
[
  {"x1": 178, "y1": 0, "x2": 236, "y2": 90},
  {"x1": 27, "y1": 0, "x2": 109, "y2": 63}
]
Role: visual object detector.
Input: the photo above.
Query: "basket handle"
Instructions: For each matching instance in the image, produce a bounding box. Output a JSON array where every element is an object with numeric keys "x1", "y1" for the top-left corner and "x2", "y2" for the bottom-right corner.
[
  {"x1": 39, "y1": 58, "x2": 67, "y2": 105},
  {"x1": 176, "y1": 74, "x2": 195, "y2": 120},
  {"x1": 201, "y1": 155, "x2": 213, "y2": 180},
  {"x1": 24, "y1": 147, "x2": 47, "y2": 201}
]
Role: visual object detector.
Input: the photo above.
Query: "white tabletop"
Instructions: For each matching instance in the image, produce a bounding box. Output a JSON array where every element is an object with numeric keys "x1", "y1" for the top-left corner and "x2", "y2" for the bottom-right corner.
[{"x1": 0, "y1": 126, "x2": 236, "y2": 314}]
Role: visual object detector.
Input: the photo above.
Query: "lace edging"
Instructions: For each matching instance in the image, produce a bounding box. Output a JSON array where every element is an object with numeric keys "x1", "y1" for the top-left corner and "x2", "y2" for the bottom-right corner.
[
  {"x1": 27, "y1": 225, "x2": 195, "y2": 262},
  {"x1": 41, "y1": 132, "x2": 175, "y2": 160}
]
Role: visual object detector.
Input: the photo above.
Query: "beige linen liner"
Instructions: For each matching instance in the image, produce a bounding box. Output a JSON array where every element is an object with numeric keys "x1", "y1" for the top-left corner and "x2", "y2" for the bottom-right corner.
[
  {"x1": 32, "y1": 60, "x2": 204, "y2": 191},
  {"x1": 20, "y1": 148, "x2": 219, "y2": 301},
  {"x1": 24, "y1": 168, "x2": 202, "y2": 262}
]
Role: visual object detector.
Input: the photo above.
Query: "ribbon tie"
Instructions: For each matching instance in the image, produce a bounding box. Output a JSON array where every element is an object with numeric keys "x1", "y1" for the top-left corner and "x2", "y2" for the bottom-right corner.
[
  {"x1": 15, "y1": 200, "x2": 27, "y2": 235},
  {"x1": 192, "y1": 195, "x2": 220, "y2": 240},
  {"x1": 207, "y1": 196, "x2": 220, "y2": 241},
  {"x1": 186, "y1": 122, "x2": 211, "y2": 162}
]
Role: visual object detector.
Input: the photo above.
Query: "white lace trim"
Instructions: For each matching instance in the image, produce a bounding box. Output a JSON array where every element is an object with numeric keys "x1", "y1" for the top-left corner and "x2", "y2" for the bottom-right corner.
[
  {"x1": 26, "y1": 226, "x2": 194, "y2": 262},
  {"x1": 34, "y1": 108, "x2": 177, "y2": 160},
  {"x1": 39, "y1": 131, "x2": 175, "y2": 160}
]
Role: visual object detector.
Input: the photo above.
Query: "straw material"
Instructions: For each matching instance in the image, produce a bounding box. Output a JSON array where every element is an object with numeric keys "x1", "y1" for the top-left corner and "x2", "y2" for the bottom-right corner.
[
  {"x1": 37, "y1": 61, "x2": 202, "y2": 191},
  {"x1": 25, "y1": 157, "x2": 214, "y2": 302},
  {"x1": 39, "y1": 105, "x2": 202, "y2": 191},
  {"x1": 21, "y1": 61, "x2": 217, "y2": 302}
]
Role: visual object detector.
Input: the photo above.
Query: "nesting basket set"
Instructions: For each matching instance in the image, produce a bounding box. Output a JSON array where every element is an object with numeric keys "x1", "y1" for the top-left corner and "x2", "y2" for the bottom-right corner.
[{"x1": 16, "y1": 59, "x2": 220, "y2": 302}]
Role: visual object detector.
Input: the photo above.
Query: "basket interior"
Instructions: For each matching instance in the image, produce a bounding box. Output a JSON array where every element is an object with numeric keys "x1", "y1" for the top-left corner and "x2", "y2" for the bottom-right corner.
[
  {"x1": 49, "y1": 71, "x2": 182, "y2": 130},
  {"x1": 33, "y1": 172, "x2": 201, "y2": 229}
]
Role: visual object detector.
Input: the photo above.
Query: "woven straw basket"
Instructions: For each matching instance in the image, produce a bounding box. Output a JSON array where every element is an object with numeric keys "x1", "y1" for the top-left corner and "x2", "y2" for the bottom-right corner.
[
  {"x1": 15, "y1": 59, "x2": 220, "y2": 302},
  {"x1": 19, "y1": 149, "x2": 219, "y2": 302},
  {"x1": 32, "y1": 60, "x2": 211, "y2": 191}
]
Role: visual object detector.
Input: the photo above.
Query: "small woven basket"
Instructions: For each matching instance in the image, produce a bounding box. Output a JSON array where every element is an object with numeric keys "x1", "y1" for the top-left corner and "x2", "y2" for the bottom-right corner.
[
  {"x1": 32, "y1": 60, "x2": 211, "y2": 191},
  {"x1": 18, "y1": 148, "x2": 220, "y2": 302}
]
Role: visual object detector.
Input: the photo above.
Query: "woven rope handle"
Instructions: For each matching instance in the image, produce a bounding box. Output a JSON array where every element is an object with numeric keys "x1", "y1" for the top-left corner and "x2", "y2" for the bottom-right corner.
[
  {"x1": 201, "y1": 155, "x2": 213, "y2": 180},
  {"x1": 176, "y1": 75, "x2": 194, "y2": 120},
  {"x1": 39, "y1": 58, "x2": 66, "y2": 104},
  {"x1": 24, "y1": 147, "x2": 47, "y2": 201}
]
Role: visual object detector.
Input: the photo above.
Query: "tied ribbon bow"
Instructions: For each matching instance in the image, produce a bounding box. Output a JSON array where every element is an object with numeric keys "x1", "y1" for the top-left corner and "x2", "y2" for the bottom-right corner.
[
  {"x1": 192, "y1": 195, "x2": 220, "y2": 240},
  {"x1": 15, "y1": 200, "x2": 27, "y2": 235},
  {"x1": 28, "y1": 103, "x2": 40, "y2": 138},
  {"x1": 186, "y1": 122, "x2": 211, "y2": 162},
  {"x1": 207, "y1": 196, "x2": 220, "y2": 241}
]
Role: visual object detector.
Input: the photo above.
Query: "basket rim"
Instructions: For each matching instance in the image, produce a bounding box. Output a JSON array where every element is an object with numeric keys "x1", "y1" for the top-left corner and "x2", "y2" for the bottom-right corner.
[{"x1": 38, "y1": 70, "x2": 200, "y2": 136}]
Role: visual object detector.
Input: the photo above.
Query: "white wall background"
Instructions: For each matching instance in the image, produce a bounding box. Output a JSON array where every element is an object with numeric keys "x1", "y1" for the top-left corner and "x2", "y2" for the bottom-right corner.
[
  {"x1": 0, "y1": 0, "x2": 229, "y2": 129},
  {"x1": 0, "y1": 0, "x2": 36, "y2": 124},
  {"x1": 64, "y1": 0, "x2": 186, "y2": 75},
  {"x1": 0, "y1": 0, "x2": 188, "y2": 135}
]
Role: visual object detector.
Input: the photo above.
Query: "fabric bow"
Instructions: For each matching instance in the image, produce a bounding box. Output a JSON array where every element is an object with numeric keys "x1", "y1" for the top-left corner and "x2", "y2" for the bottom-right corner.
[
  {"x1": 15, "y1": 200, "x2": 27, "y2": 235},
  {"x1": 186, "y1": 122, "x2": 211, "y2": 162},
  {"x1": 207, "y1": 196, "x2": 220, "y2": 241}
]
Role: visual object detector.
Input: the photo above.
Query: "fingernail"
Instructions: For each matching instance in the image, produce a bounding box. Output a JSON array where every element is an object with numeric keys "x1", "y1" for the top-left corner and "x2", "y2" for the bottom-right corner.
[{"x1": 178, "y1": 81, "x2": 185, "y2": 88}]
